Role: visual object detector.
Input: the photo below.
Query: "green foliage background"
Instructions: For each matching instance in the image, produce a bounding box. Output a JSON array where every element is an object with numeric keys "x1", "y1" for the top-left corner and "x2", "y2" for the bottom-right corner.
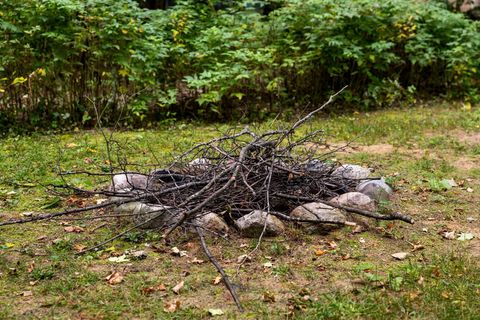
[{"x1": 0, "y1": 0, "x2": 479, "y2": 130}]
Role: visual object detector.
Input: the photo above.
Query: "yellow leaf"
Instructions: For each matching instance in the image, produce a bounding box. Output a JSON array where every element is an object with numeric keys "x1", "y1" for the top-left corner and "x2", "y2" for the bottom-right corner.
[
  {"x1": 121, "y1": 29, "x2": 128, "y2": 34},
  {"x1": 12, "y1": 77, "x2": 27, "y2": 85},
  {"x1": 118, "y1": 69, "x2": 129, "y2": 77},
  {"x1": 463, "y1": 102, "x2": 472, "y2": 111},
  {"x1": 36, "y1": 68, "x2": 46, "y2": 76}
]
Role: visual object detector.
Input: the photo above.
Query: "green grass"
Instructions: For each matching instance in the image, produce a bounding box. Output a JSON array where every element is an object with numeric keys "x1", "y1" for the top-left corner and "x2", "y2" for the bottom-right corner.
[{"x1": 0, "y1": 102, "x2": 480, "y2": 319}]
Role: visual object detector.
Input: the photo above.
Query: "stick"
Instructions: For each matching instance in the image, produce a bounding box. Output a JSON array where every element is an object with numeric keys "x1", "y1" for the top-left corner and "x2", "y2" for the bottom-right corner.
[{"x1": 195, "y1": 226, "x2": 243, "y2": 312}]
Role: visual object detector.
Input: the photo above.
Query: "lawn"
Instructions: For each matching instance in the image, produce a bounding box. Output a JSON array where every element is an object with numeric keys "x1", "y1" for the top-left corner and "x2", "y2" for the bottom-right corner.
[{"x1": 1, "y1": 101, "x2": 480, "y2": 319}]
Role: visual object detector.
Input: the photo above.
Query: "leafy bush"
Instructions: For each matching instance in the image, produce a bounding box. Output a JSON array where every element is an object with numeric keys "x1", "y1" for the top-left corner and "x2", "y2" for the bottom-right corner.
[{"x1": 0, "y1": 0, "x2": 479, "y2": 131}]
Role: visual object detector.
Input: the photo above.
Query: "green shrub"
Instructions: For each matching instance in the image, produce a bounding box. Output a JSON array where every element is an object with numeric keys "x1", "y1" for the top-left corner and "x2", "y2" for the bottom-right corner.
[{"x1": 0, "y1": 0, "x2": 479, "y2": 130}]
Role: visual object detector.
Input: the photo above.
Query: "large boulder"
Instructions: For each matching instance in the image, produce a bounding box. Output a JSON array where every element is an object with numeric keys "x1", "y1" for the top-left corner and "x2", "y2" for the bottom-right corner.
[
  {"x1": 332, "y1": 164, "x2": 371, "y2": 180},
  {"x1": 290, "y1": 202, "x2": 345, "y2": 233},
  {"x1": 235, "y1": 210, "x2": 285, "y2": 237},
  {"x1": 356, "y1": 179, "x2": 393, "y2": 203},
  {"x1": 193, "y1": 212, "x2": 229, "y2": 235}
]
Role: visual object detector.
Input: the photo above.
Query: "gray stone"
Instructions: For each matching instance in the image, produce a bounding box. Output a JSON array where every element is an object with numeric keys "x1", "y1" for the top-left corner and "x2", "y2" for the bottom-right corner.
[
  {"x1": 132, "y1": 203, "x2": 182, "y2": 229},
  {"x1": 290, "y1": 202, "x2": 345, "y2": 233},
  {"x1": 329, "y1": 192, "x2": 376, "y2": 212},
  {"x1": 131, "y1": 250, "x2": 148, "y2": 260},
  {"x1": 332, "y1": 164, "x2": 371, "y2": 180},
  {"x1": 329, "y1": 192, "x2": 376, "y2": 227},
  {"x1": 235, "y1": 210, "x2": 285, "y2": 237},
  {"x1": 189, "y1": 158, "x2": 211, "y2": 172},
  {"x1": 109, "y1": 173, "x2": 151, "y2": 192},
  {"x1": 356, "y1": 179, "x2": 393, "y2": 203},
  {"x1": 193, "y1": 212, "x2": 229, "y2": 235},
  {"x1": 305, "y1": 159, "x2": 334, "y2": 172},
  {"x1": 113, "y1": 200, "x2": 144, "y2": 214}
]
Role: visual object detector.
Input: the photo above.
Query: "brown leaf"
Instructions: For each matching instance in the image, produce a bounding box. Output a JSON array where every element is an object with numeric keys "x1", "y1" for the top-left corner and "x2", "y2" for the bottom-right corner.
[
  {"x1": 315, "y1": 250, "x2": 327, "y2": 256},
  {"x1": 411, "y1": 244, "x2": 424, "y2": 252},
  {"x1": 27, "y1": 261, "x2": 35, "y2": 273},
  {"x1": 66, "y1": 196, "x2": 85, "y2": 207},
  {"x1": 163, "y1": 300, "x2": 181, "y2": 313},
  {"x1": 172, "y1": 280, "x2": 184, "y2": 294},
  {"x1": 64, "y1": 226, "x2": 84, "y2": 233},
  {"x1": 73, "y1": 244, "x2": 87, "y2": 253},
  {"x1": 263, "y1": 291, "x2": 276, "y2": 303},
  {"x1": 327, "y1": 241, "x2": 337, "y2": 250},
  {"x1": 141, "y1": 283, "x2": 166, "y2": 295},
  {"x1": 213, "y1": 275, "x2": 222, "y2": 285},
  {"x1": 105, "y1": 271, "x2": 124, "y2": 285}
]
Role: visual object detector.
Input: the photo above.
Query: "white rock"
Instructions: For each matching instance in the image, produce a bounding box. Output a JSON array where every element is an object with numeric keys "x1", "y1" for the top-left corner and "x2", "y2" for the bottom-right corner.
[
  {"x1": 391, "y1": 252, "x2": 408, "y2": 260},
  {"x1": 356, "y1": 178, "x2": 393, "y2": 203},
  {"x1": 193, "y1": 212, "x2": 229, "y2": 235},
  {"x1": 290, "y1": 202, "x2": 345, "y2": 233},
  {"x1": 109, "y1": 173, "x2": 150, "y2": 192},
  {"x1": 332, "y1": 164, "x2": 371, "y2": 180},
  {"x1": 189, "y1": 158, "x2": 211, "y2": 172},
  {"x1": 235, "y1": 210, "x2": 285, "y2": 237}
]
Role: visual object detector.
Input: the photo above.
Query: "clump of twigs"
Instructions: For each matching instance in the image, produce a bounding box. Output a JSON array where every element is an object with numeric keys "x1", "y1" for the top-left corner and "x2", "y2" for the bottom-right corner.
[{"x1": 0, "y1": 89, "x2": 413, "y2": 311}]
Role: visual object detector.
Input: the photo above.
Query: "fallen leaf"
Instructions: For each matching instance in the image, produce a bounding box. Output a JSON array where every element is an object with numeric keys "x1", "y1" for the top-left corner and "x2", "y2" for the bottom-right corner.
[
  {"x1": 108, "y1": 255, "x2": 130, "y2": 263},
  {"x1": 73, "y1": 244, "x2": 87, "y2": 252},
  {"x1": 443, "y1": 231, "x2": 455, "y2": 240},
  {"x1": 163, "y1": 300, "x2": 181, "y2": 313},
  {"x1": 417, "y1": 276, "x2": 425, "y2": 285},
  {"x1": 237, "y1": 254, "x2": 251, "y2": 264},
  {"x1": 466, "y1": 187, "x2": 474, "y2": 193},
  {"x1": 208, "y1": 308, "x2": 224, "y2": 316},
  {"x1": 392, "y1": 252, "x2": 408, "y2": 260},
  {"x1": 263, "y1": 262, "x2": 273, "y2": 268},
  {"x1": 190, "y1": 257, "x2": 204, "y2": 264},
  {"x1": 29, "y1": 281, "x2": 38, "y2": 286},
  {"x1": 105, "y1": 271, "x2": 124, "y2": 285},
  {"x1": 359, "y1": 238, "x2": 366, "y2": 244},
  {"x1": 327, "y1": 241, "x2": 337, "y2": 249},
  {"x1": 65, "y1": 143, "x2": 78, "y2": 148},
  {"x1": 141, "y1": 283, "x2": 166, "y2": 295},
  {"x1": 315, "y1": 250, "x2": 327, "y2": 256},
  {"x1": 263, "y1": 291, "x2": 275, "y2": 303},
  {"x1": 457, "y1": 233, "x2": 474, "y2": 241},
  {"x1": 352, "y1": 225, "x2": 365, "y2": 234},
  {"x1": 27, "y1": 261, "x2": 35, "y2": 273},
  {"x1": 171, "y1": 247, "x2": 188, "y2": 257},
  {"x1": 441, "y1": 291, "x2": 450, "y2": 299},
  {"x1": 21, "y1": 291, "x2": 33, "y2": 297},
  {"x1": 64, "y1": 226, "x2": 84, "y2": 233},
  {"x1": 213, "y1": 275, "x2": 222, "y2": 285},
  {"x1": 411, "y1": 244, "x2": 424, "y2": 252},
  {"x1": 172, "y1": 280, "x2": 184, "y2": 294}
]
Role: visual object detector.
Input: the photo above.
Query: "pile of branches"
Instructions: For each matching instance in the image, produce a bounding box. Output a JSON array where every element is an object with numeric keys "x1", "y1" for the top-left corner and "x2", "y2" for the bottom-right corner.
[{"x1": 0, "y1": 90, "x2": 413, "y2": 311}]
